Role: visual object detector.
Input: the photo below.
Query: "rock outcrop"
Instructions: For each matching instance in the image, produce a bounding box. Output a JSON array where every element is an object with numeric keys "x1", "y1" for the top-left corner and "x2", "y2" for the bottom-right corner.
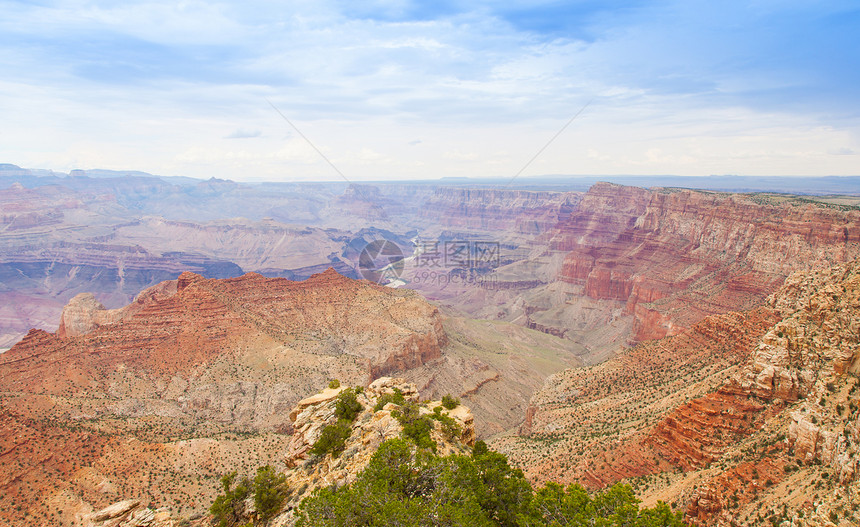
[
  {"x1": 84, "y1": 499, "x2": 181, "y2": 527},
  {"x1": 272, "y1": 378, "x2": 475, "y2": 525}
]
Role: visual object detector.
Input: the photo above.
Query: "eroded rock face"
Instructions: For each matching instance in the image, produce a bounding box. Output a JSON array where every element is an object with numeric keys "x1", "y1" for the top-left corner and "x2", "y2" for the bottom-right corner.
[
  {"x1": 546, "y1": 183, "x2": 860, "y2": 343},
  {"x1": 503, "y1": 306, "x2": 781, "y2": 487},
  {"x1": 503, "y1": 258, "x2": 860, "y2": 527},
  {"x1": 56, "y1": 280, "x2": 179, "y2": 339},
  {"x1": 0, "y1": 269, "x2": 447, "y2": 430},
  {"x1": 733, "y1": 264, "x2": 860, "y2": 402},
  {"x1": 419, "y1": 188, "x2": 581, "y2": 236}
]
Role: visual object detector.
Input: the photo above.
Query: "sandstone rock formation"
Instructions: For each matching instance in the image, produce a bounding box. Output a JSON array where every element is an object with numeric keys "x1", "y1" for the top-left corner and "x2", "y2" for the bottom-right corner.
[
  {"x1": 271, "y1": 377, "x2": 475, "y2": 525},
  {"x1": 540, "y1": 183, "x2": 860, "y2": 345},
  {"x1": 0, "y1": 269, "x2": 446, "y2": 428},
  {"x1": 84, "y1": 499, "x2": 182, "y2": 527},
  {"x1": 501, "y1": 258, "x2": 860, "y2": 527}
]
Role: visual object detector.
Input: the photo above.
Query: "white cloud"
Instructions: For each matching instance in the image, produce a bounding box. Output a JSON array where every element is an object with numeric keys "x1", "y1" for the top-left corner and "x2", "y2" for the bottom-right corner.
[{"x1": 0, "y1": 0, "x2": 858, "y2": 180}]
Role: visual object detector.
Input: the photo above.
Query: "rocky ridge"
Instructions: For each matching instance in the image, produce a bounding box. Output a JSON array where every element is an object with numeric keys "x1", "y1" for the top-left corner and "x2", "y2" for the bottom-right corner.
[
  {"x1": 272, "y1": 377, "x2": 475, "y2": 523},
  {"x1": 499, "y1": 258, "x2": 860, "y2": 526},
  {"x1": 0, "y1": 268, "x2": 446, "y2": 430},
  {"x1": 0, "y1": 269, "x2": 452, "y2": 526}
]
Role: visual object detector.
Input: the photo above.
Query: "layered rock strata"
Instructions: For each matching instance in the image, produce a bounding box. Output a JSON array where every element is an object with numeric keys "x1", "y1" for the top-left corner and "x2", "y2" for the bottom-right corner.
[
  {"x1": 0, "y1": 269, "x2": 446, "y2": 429},
  {"x1": 535, "y1": 183, "x2": 860, "y2": 344},
  {"x1": 502, "y1": 258, "x2": 860, "y2": 526}
]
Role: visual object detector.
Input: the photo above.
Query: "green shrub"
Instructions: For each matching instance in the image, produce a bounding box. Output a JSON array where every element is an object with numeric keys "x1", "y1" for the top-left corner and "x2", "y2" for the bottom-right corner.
[
  {"x1": 374, "y1": 388, "x2": 406, "y2": 411},
  {"x1": 211, "y1": 467, "x2": 290, "y2": 527},
  {"x1": 334, "y1": 388, "x2": 362, "y2": 422},
  {"x1": 442, "y1": 394, "x2": 460, "y2": 410},
  {"x1": 311, "y1": 420, "x2": 352, "y2": 458},
  {"x1": 327, "y1": 379, "x2": 340, "y2": 389},
  {"x1": 295, "y1": 439, "x2": 689, "y2": 527},
  {"x1": 431, "y1": 406, "x2": 461, "y2": 440},
  {"x1": 254, "y1": 465, "x2": 289, "y2": 524},
  {"x1": 210, "y1": 472, "x2": 251, "y2": 527},
  {"x1": 392, "y1": 402, "x2": 435, "y2": 451}
]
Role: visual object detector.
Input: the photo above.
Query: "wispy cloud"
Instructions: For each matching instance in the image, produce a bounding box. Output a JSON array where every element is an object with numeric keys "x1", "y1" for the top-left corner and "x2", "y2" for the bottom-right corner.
[
  {"x1": 0, "y1": 0, "x2": 858, "y2": 179},
  {"x1": 226, "y1": 129, "x2": 262, "y2": 139}
]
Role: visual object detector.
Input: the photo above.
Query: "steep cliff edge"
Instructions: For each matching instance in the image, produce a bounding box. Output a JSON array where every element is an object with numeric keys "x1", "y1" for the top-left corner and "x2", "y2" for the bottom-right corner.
[
  {"x1": 500, "y1": 258, "x2": 860, "y2": 526},
  {"x1": 530, "y1": 183, "x2": 860, "y2": 345}
]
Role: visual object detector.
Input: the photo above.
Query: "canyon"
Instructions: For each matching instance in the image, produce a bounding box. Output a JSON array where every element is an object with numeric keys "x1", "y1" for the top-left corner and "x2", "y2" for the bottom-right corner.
[
  {"x1": 3, "y1": 164, "x2": 860, "y2": 526},
  {"x1": 5, "y1": 167, "x2": 860, "y2": 359},
  {"x1": 0, "y1": 268, "x2": 582, "y2": 526}
]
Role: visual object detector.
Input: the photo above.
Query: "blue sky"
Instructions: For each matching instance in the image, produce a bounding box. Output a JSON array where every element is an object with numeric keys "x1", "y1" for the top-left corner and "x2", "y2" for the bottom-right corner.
[{"x1": 1, "y1": 0, "x2": 858, "y2": 181}]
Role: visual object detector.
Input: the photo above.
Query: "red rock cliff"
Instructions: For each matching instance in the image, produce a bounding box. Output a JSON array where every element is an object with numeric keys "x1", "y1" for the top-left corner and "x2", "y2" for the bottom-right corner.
[
  {"x1": 550, "y1": 183, "x2": 860, "y2": 342},
  {"x1": 0, "y1": 268, "x2": 446, "y2": 394}
]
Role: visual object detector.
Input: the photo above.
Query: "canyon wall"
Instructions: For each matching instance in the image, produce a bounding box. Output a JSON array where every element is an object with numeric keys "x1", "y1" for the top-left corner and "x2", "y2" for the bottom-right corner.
[
  {"x1": 533, "y1": 183, "x2": 860, "y2": 344},
  {"x1": 500, "y1": 258, "x2": 860, "y2": 527},
  {"x1": 419, "y1": 187, "x2": 581, "y2": 236}
]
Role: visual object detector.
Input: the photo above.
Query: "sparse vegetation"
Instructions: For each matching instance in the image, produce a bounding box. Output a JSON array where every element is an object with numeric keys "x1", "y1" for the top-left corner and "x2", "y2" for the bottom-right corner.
[{"x1": 374, "y1": 387, "x2": 406, "y2": 411}]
